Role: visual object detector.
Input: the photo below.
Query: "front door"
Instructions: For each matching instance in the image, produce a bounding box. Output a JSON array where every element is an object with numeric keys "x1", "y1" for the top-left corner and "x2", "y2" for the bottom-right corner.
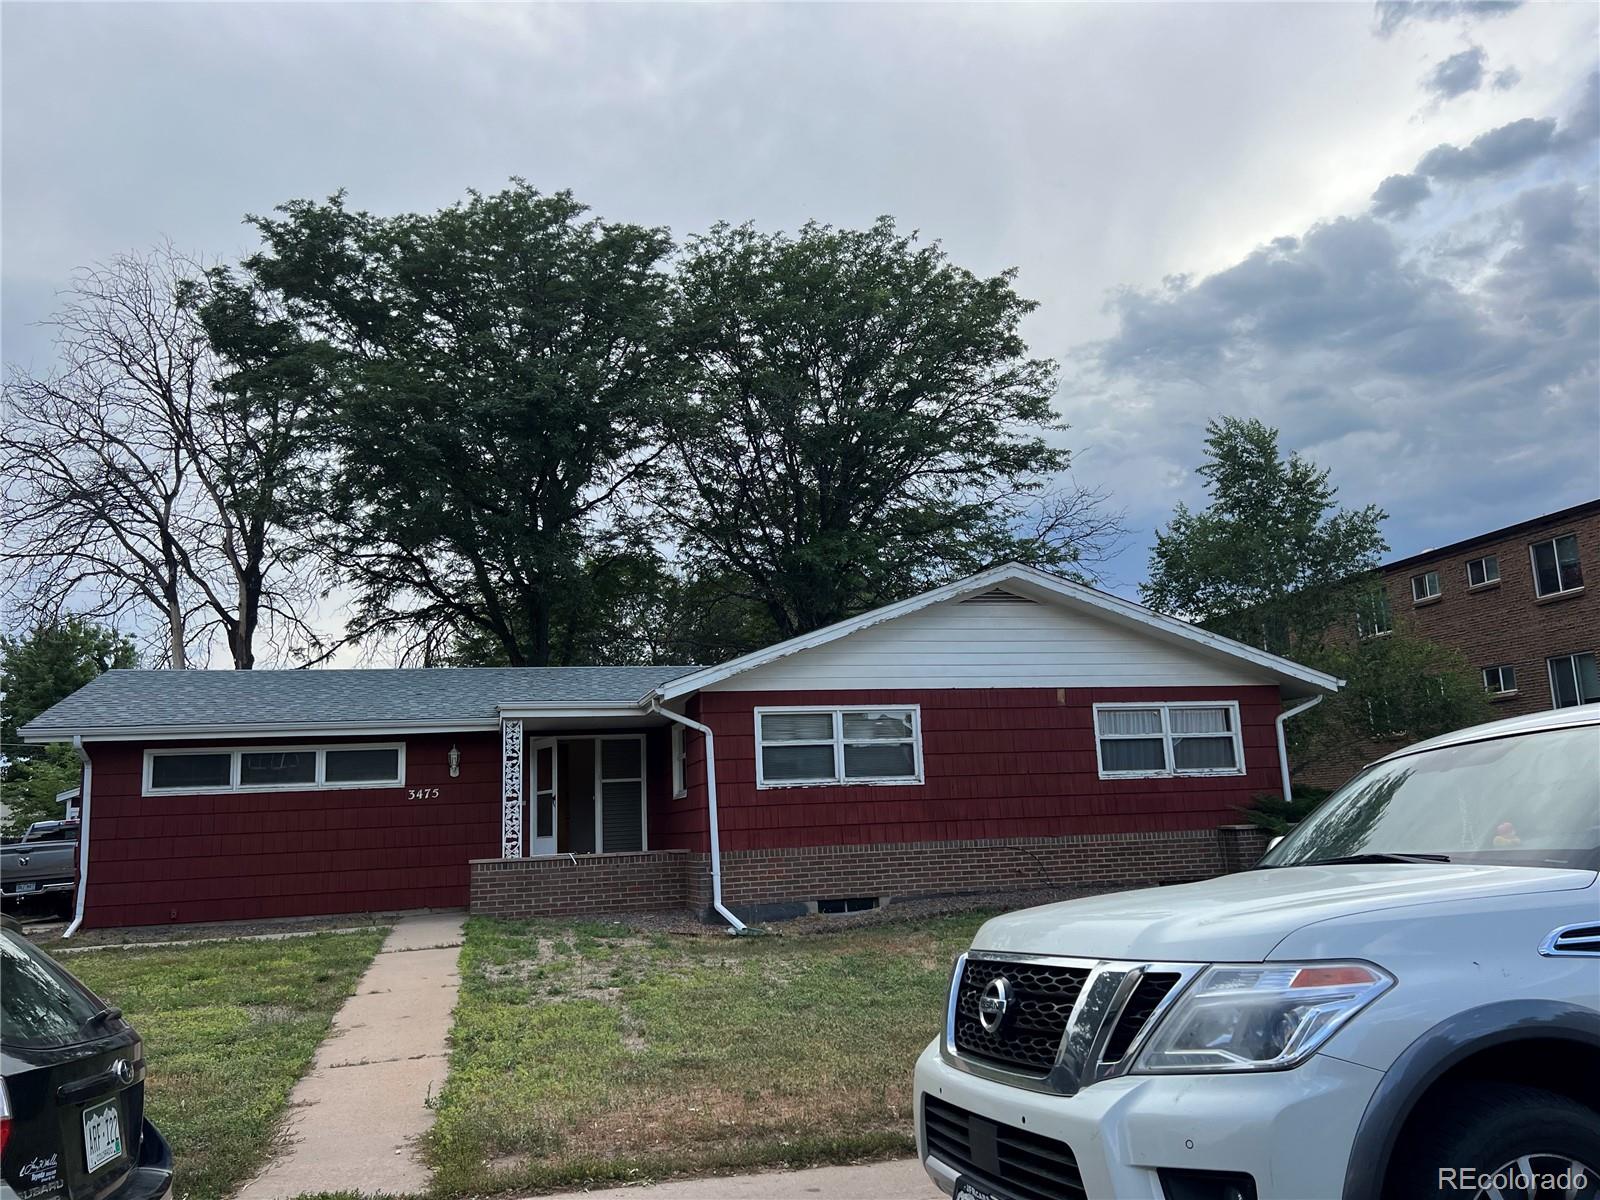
[{"x1": 530, "y1": 738, "x2": 558, "y2": 857}]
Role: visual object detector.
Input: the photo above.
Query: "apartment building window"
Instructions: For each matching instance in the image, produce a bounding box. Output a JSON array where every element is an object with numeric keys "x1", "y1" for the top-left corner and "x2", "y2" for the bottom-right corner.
[
  {"x1": 1548, "y1": 653, "x2": 1600, "y2": 708},
  {"x1": 1410, "y1": 570, "x2": 1441, "y2": 603},
  {"x1": 1356, "y1": 589, "x2": 1392, "y2": 638},
  {"x1": 1530, "y1": 534, "x2": 1583, "y2": 597},
  {"x1": 1481, "y1": 665, "x2": 1516, "y2": 696},
  {"x1": 1466, "y1": 555, "x2": 1499, "y2": 588}
]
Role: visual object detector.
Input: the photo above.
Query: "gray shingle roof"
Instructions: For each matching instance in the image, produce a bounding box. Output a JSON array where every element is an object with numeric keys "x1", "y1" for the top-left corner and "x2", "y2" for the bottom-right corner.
[{"x1": 19, "y1": 666, "x2": 701, "y2": 738}]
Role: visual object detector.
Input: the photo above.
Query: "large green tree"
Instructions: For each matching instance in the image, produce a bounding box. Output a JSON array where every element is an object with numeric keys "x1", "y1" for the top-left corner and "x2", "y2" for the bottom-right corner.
[
  {"x1": 208, "y1": 184, "x2": 679, "y2": 666},
  {"x1": 1, "y1": 618, "x2": 137, "y2": 834},
  {"x1": 1141, "y1": 416, "x2": 1388, "y2": 656},
  {"x1": 664, "y1": 218, "x2": 1119, "y2": 640},
  {"x1": 1145, "y1": 416, "x2": 1489, "y2": 785}
]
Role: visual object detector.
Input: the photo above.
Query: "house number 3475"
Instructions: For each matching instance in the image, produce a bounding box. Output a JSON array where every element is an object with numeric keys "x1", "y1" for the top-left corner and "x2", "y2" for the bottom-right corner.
[{"x1": 407, "y1": 787, "x2": 441, "y2": 800}]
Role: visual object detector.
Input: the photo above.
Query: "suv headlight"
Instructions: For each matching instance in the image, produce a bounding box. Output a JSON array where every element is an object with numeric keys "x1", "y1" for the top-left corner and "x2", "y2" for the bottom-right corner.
[{"x1": 1133, "y1": 961, "x2": 1393, "y2": 1073}]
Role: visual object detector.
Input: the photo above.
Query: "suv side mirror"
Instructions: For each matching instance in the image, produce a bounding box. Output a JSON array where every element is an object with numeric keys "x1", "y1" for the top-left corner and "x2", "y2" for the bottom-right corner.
[{"x1": 1267, "y1": 835, "x2": 1284, "y2": 852}]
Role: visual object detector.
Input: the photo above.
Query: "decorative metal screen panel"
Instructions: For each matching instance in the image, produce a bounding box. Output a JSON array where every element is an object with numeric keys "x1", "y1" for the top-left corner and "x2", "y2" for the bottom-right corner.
[{"x1": 501, "y1": 718, "x2": 524, "y2": 858}]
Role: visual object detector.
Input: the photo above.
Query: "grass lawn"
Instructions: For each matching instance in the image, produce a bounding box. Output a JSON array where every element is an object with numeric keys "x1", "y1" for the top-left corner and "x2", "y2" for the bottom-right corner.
[
  {"x1": 427, "y1": 912, "x2": 990, "y2": 1196},
  {"x1": 64, "y1": 929, "x2": 388, "y2": 1200}
]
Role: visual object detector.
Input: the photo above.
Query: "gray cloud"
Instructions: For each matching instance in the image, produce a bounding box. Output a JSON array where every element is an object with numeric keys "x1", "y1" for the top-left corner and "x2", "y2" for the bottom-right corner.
[
  {"x1": 1371, "y1": 172, "x2": 1433, "y2": 219},
  {"x1": 1070, "y1": 164, "x2": 1598, "y2": 581},
  {"x1": 1373, "y1": 0, "x2": 1522, "y2": 38},
  {"x1": 1493, "y1": 66, "x2": 1521, "y2": 90},
  {"x1": 1424, "y1": 45, "x2": 1488, "y2": 98},
  {"x1": 1405, "y1": 77, "x2": 1599, "y2": 189},
  {"x1": 1417, "y1": 116, "x2": 1555, "y2": 179}
]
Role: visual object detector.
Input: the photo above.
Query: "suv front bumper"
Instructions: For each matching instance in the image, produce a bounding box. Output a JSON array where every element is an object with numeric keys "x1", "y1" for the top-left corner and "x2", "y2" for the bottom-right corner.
[{"x1": 914, "y1": 1038, "x2": 1384, "y2": 1199}]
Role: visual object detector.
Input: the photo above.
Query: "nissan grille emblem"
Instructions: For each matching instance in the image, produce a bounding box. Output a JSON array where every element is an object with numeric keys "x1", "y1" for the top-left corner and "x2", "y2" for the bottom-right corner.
[
  {"x1": 978, "y1": 976, "x2": 1013, "y2": 1034},
  {"x1": 113, "y1": 1059, "x2": 134, "y2": 1085}
]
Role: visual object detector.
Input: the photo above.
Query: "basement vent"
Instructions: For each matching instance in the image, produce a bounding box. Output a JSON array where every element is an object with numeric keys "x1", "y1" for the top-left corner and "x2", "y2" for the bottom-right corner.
[
  {"x1": 816, "y1": 896, "x2": 880, "y2": 915},
  {"x1": 960, "y1": 588, "x2": 1038, "y2": 605}
]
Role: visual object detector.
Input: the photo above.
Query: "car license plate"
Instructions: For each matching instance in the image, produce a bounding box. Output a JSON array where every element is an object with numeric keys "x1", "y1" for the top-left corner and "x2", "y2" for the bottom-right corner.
[
  {"x1": 953, "y1": 1177, "x2": 1008, "y2": 1200},
  {"x1": 82, "y1": 1097, "x2": 124, "y2": 1173},
  {"x1": 14, "y1": 881, "x2": 38, "y2": 894}
]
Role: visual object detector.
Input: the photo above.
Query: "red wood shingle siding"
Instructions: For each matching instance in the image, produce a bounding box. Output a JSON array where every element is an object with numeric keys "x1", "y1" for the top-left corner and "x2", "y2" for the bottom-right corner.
[
  {"x1": 83, "y1": 732, "x2": 503, "y2": 928},
  {"x1": 79, "y1": 684, "x2": 1284, "y2": 926},
  {"x1": 666, "y1": 686, "x2": 1285, "y2": 853}
]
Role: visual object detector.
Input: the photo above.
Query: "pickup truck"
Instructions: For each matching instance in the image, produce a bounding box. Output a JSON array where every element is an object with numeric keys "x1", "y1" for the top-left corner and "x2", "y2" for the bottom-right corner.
[
  {"x1": 914, "y1": 705, "x2": 1600, "y2": 1200},
  {"x1": 0, "y1": 820, "x2": 79, "y2": 910}
]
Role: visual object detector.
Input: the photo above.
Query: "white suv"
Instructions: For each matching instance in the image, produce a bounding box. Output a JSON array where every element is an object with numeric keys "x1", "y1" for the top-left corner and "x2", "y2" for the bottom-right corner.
[{"x1": 914, "y1": 706, "x2": 1600, "y2": 1200}]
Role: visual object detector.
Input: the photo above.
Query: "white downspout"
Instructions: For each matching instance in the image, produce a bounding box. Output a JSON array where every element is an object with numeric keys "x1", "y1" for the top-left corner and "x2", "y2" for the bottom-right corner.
[
  {"x1": 1275, "y1": 696, "x2": 1323, "y2": 807},
  {"x1": 648, "y1": 702, "x2": 748, "y2": 933},
  {"x1": 64, "y1": 736, "x2": 92, "y2": 938}
]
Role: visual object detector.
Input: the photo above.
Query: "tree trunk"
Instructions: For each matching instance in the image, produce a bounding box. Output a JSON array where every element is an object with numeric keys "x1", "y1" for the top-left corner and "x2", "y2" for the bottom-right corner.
[{"x1": 167, "y1": 592, "x2": 188, "y2": 670}]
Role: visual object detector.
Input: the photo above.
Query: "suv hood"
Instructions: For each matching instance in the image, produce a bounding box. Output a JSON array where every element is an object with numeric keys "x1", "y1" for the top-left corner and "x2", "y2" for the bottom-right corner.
[{"x1": 971, "y1": 864, "x2": 1595, "y2": 963}]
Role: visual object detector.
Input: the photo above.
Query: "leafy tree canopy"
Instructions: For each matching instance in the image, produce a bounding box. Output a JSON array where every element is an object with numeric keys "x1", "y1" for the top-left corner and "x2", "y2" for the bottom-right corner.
[
  {"x1": 213, "y1": 183, "x2": 679, "y2": 665},
  {"x1": 1, "y1": 618, "x2": 136, "y2": 834},
  {"x1": 664, "y1": 217, "x2": 1115, "y2": 639},
  {"x1": 1141, "y1": 416, "x2": 1387, "y2": 656}
]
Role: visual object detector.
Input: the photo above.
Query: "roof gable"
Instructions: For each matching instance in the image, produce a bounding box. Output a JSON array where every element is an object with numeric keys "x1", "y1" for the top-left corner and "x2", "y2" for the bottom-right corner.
[{"x1": 652, "y1": 564, "x2": 1341, "y2": 700}]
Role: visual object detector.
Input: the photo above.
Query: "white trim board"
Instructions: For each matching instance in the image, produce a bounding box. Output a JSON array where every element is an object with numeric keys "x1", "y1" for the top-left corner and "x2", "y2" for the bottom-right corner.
[{"x1": 652, "y1": 564, "x2": 1342, "y2": 701}]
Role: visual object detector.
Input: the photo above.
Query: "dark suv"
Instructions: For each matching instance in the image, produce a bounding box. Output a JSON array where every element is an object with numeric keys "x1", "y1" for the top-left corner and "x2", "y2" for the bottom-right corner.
[{"x1": 1, "y1": 919, "x2": 172, "y2": 1199}]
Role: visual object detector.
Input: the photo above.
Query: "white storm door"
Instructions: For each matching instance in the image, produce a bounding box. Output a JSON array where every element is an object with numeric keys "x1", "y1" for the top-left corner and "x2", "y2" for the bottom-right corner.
[{"x1": 530, "y1": 738, "x2": 558, "y2": 857}]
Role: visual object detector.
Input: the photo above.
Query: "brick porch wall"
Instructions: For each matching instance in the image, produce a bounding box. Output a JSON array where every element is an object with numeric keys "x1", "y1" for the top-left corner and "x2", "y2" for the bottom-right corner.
[
  {"x1": 470, "y1": 826, "x2": 1271, "y2": 921},
  {"x1": 470, "y1": 850, "x2": 690, "y2": 918}
]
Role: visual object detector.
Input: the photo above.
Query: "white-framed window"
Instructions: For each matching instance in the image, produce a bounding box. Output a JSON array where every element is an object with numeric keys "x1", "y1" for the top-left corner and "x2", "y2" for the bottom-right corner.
[
  {"x1": 671, "y1": 724, "x2": 687, "y2": 798},
  {"x1": 1356, "y1": 589, "x2": 1392, "y2": 638},
  {"x1": 1482, "y1": 665, "x2": 1517, "y2": 696},
  {"x1": 1093, "y1": 702, "x2": 1245, "y2": 779},
  {"x1": 142, "y1": 743, "x2": 406, "y2": 796},
  {"x1": 754, "y1": 706, "x2": 922, "y2": 788},
  {"x1": 1466, "y1": 555, "x2": 1499, "y2": 588},
  {"x1": 1411, "y1": 570, "x2": 1441, "y2": 603},
  {"x1": 1531, "y1": 534, "x2": 1584, "y2": 598},
  {"x1": 1548, "y1": 653, "x2": 1600, "y2": 709}
]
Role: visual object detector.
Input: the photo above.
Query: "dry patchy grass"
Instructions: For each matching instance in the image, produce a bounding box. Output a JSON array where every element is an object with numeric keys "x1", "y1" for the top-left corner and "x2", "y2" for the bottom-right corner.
[{"x1": 426, "y1": 913, "x2": 991, "y2": 1195}]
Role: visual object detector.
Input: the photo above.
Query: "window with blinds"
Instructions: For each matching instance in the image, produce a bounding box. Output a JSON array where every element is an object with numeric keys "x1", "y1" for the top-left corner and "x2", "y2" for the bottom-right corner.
[
  {"x1": 1093, "y1": 703, "x2": 1244, "y2": 779},
  {"x1": 755, "y1": 707, "x2": 921, "y2": 787}
]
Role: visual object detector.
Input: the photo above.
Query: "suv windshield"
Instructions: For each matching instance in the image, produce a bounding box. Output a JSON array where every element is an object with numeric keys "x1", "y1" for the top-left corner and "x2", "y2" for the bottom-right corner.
[
  {"x1": 1, "y1": 928, "x2": 108, "y2": 1048},
  {"x1": 1261, "y1": 723, "x2": 1600, "y2": 872}
]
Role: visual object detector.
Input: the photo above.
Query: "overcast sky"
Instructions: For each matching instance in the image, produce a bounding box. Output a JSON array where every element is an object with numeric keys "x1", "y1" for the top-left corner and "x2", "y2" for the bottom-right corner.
[{"x1": 4, "y1": 1, "x2": 1598, "y2": 625}]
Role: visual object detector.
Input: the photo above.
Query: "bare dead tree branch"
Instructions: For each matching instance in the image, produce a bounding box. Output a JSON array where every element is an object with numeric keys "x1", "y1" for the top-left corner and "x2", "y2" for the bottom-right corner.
[{"x1": 0, "y1": 245, "x2": 323, "y2": 668}]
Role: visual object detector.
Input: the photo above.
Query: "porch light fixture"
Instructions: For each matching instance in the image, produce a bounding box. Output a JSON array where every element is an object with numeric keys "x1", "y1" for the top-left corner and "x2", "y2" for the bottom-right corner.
[{"x1": 448, "y1": 743, "x2": 461, "y2": 778}]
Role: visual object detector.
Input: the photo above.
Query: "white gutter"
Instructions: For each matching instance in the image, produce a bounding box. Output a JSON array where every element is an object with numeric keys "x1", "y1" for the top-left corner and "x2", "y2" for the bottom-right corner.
[
  {"x1": 64, "y1": 736, "x2": 92, "y2": 938},
  {"x1": 1275, "y1": 696, "x2": 1323, "y2": 807},
  {"x1": 647, "y1": 702, "x2": 747, "y2": 933}
]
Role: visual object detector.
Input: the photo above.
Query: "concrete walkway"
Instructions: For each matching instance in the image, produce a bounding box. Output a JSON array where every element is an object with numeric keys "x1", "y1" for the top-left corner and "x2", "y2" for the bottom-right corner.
[
  {"x1": 542, "y1": 1159, "x2": 939, "y2": 1199},
  {"x1": 235, "y1": 911, "x2": 466, "y2": 1199}
]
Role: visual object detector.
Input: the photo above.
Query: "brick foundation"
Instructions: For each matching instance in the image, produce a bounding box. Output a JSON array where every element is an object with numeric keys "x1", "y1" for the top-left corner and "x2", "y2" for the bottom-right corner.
[{"x1": 470, "y1": 826, "x2": 1272, "y2": 922}]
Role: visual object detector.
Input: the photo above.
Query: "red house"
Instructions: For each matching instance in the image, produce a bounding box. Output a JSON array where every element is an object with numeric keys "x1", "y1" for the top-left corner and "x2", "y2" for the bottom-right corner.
[{"x1": 18, "y1": 565, "x2": 1339, "y2": 931}]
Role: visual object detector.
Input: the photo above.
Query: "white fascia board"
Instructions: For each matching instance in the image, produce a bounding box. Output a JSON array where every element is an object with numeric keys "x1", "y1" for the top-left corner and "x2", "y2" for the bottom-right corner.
[
  {"x1": 494, "y1": 701, "x2": 652, "y2": 720},
  {"x1": 649, "y1": 562, "x2": 1343, "y2": 702},
  {"x1": 19, "y1": 719, "x2": 501, "y2": 744}
]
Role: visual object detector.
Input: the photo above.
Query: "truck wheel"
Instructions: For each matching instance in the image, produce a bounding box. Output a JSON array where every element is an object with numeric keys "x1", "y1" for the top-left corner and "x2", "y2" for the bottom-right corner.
[{"x1": 1388, "y1": 1081, "x2": 1600, "y2": 1200}]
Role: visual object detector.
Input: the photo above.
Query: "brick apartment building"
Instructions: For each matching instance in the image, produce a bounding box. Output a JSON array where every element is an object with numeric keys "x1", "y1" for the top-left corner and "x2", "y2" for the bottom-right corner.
[{"x1": 1301, "y1": 498, "x2": 1598, "y2": 788}]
